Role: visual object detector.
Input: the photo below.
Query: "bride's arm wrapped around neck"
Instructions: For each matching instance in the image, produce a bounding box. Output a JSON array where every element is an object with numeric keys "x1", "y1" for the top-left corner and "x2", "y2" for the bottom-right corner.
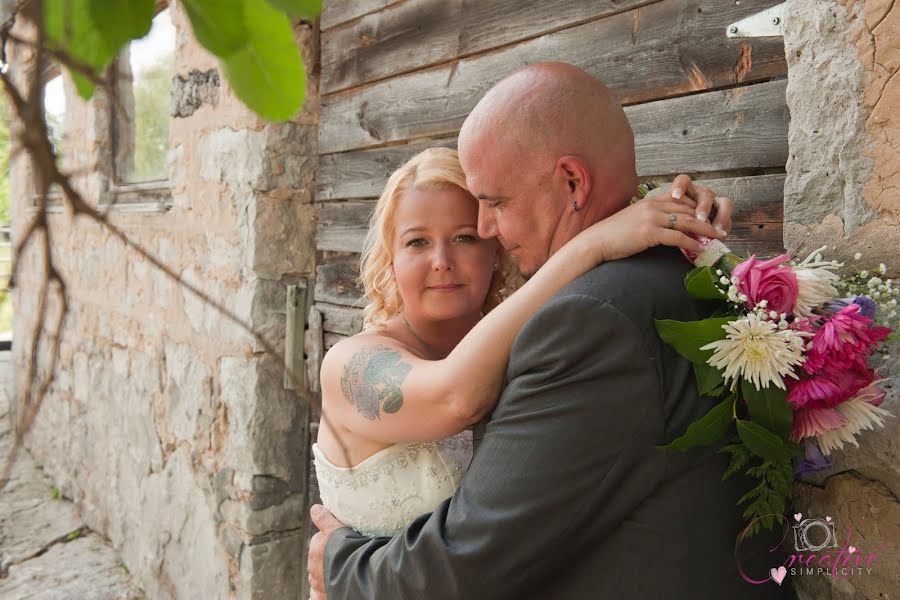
[{"x1": 319, "y1": 198, "x2": 723, "y2": 448}]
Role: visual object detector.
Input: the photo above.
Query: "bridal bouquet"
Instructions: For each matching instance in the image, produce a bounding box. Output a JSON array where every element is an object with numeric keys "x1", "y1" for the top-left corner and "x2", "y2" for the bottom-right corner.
[{"x1": 656, "y1": 238, "x2": 897, "y2": 535}]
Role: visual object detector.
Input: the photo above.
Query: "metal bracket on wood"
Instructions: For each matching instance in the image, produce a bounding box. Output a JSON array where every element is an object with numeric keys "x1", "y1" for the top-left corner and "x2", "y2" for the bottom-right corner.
[
  {"x1": 726, "y1": 3, "x2": 785, "y2": 38},
  {"x1": 284, "y1": 281, "x2": 309, "y2": 391}
]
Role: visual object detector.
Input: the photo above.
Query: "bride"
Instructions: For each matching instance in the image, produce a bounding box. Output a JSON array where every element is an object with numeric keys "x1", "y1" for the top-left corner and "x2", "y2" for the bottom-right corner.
[{"x1": 313, "y1": 147, "x2": 728, "y2": 537}]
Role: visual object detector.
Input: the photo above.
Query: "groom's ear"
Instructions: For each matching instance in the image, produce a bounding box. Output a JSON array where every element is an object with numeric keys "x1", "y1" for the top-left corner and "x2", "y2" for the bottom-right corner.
[{"x1": 556, "y1": 155, "x2": 592, "y2": 205}]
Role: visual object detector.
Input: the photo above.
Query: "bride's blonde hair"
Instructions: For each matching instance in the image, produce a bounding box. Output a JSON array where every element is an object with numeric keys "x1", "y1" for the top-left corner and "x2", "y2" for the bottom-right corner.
[{"x1": 360, "y1": 147, "x2": 516, "y2": 329}]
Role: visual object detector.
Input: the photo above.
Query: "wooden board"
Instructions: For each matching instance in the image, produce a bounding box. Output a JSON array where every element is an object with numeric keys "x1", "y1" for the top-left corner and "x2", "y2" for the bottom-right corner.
[
  {"x1": 315, "y1": 173, "x2": 787, "y2": 308},
  {"x1": 318, "y1": 302, "x2": 366, "y2": 336},
  {"x1": 318, "y1": 0, "x2": 787, "y2": 154},
  {"x1": 318, "y1": 80, "x2": 788, "y2": 202},
  {"x1": 315, "y1": 253, "x2": 366, "y2": 307},
  {"x1": 321, "y1": 0, "x2": 657, "y2": 94},
  {"x1": 316, "y1": 201, "x2": 377, "y2": 253},
  {"x1": 321, "y1": 0, "x2": 400, "y2": 31}
]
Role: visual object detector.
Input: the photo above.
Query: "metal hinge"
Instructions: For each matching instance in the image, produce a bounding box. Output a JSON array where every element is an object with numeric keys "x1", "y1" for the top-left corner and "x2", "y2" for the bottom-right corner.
[
  {"x1": 726, "y1": 3, "x2": 785, "y2": 38},
  {"x1": 284, "y1": 281, "x2": 309, "y2": 391}
]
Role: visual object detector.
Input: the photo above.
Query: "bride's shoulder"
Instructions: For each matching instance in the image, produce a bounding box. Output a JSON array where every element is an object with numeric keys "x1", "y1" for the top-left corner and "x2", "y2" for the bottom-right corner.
[{"x1": 321, "y1": 326, "x2": 414, "y2": 376}]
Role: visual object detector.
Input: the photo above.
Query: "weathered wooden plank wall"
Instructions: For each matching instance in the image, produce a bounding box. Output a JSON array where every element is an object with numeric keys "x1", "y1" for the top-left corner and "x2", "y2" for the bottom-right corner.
[{"x1": 313, "y1": 0, "x2": 789, "y2": 349}]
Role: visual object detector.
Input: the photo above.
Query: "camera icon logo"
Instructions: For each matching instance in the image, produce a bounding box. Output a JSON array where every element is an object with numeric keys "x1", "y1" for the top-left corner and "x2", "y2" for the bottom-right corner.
[{"x1": 793, "y1": 518, "x2": 839, "y2": 552}]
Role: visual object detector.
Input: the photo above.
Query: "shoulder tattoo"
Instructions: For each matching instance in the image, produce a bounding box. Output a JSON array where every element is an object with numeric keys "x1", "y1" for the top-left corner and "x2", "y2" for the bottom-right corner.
[{"x1": 340, "y1": 346, "x2": 413, "y2": 420}]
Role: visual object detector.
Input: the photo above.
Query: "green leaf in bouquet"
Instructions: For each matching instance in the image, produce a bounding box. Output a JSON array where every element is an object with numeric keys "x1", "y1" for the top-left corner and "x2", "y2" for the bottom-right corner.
[
  {"x1": 655, "y1": 317, "x2": 736, "y2": 365},
  {"x1": 718, "y1": 441, "x2": 752, "y2": 481},
  {"x1": 660, "y1": 397, "x2": 733, "y2": 452},
  {"x1": 737, "y1": 455, "x2": 794, "y2": 538},
  {"x1": 265, "y1": 0, "x2": 322, "y2": 17},
  {"x1": 221, "y1": 0, "x2": 306, "y2": 121},
  {"x1": 736, "y1": 420, "x2": 794, "y2": 461},
  {"x1": 694, "y1": 362, "x2": 725, "y2": 396},
  {"x1": 741, "y1": 381, "x2": 793, "y2": 439},
  {"x1": 684, "y1": 266, "x2": 727, "y2": 300}
]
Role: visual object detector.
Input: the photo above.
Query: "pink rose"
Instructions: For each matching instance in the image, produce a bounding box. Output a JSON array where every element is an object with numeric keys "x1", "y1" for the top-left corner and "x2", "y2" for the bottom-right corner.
[{"x1": 732, "y1": 254, "x2": 799, "y2": 315}]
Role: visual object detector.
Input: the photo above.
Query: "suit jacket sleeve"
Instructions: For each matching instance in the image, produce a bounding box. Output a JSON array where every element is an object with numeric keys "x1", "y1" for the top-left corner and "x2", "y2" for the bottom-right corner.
[{"x1": 323, "y1": 294, "x2": 668, "y2": 599}]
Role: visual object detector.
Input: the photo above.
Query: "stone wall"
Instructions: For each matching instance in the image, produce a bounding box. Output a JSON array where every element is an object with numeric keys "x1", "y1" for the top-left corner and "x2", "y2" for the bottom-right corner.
[
  {"x1": 7, "y1": 3, "x2": 318, "y2": 598},
  {"x1": 783, "y1": 0, "x2": 899, "y2": 597}
]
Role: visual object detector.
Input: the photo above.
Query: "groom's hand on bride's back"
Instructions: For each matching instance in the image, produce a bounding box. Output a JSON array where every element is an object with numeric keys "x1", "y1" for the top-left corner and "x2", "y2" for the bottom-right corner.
[
  {"x1": 669, "y1": 173, "x2": 734, "y2": 237},
  {"x1": 308, "y1": 504, "x2": 346, "y2": 600}
]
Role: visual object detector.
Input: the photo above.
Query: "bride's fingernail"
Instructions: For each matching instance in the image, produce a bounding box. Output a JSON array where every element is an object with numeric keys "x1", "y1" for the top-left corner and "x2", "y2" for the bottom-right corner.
[
  {"x1": 672, "y1": 188, "x2": 683, "y2": 200},
  {"x1": 696, "y1": 211, "x2": 707, "y2": 222},
  {"x1": 716, "y1": 225, "x2": 727, "y2": 237}
]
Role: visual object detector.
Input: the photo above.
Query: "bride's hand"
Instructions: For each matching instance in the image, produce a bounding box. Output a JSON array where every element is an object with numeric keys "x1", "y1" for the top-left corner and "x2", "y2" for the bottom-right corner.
[
  {"x1": 583, "y1": 196, "x2": 726, "y2": 263},
  {"x1": 668, "y1": 174, "x2": 733, "y2": 237}
]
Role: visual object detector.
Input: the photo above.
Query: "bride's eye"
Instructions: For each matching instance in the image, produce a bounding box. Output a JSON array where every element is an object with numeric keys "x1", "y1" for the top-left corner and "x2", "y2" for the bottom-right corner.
[
  {"x1": 454, "y1": 234, "x2": 477, "y2": 243},
  {"x1": 406, "y1": 238, "x2": 427, "y2": 248}
]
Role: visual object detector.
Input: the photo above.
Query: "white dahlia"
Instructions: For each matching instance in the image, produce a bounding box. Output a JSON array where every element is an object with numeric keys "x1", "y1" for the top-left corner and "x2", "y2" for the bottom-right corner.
[
  {"x1": 792, "y1": 246, "x2": 841, "y2": 318},
  {"x1": 701, "y1": 313, "x2": 809, "y2": 390}
]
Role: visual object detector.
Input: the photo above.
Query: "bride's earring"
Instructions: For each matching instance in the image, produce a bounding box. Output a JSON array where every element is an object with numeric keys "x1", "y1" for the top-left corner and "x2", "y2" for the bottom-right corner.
[{"x1": 572, "y1": 200, "x2": 581, "y2": 212}]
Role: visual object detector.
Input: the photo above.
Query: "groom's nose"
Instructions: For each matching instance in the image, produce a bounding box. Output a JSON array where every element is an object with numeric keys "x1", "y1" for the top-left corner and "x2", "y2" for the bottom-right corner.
[{"x1": 477, "y1": 206, "x2": 498, "y2": 239}]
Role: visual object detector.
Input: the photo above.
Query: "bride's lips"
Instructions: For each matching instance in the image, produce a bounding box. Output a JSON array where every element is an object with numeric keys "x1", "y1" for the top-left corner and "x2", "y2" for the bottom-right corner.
[{"x1": 428, "y1": 284, "x2": 464, "y2": 292}]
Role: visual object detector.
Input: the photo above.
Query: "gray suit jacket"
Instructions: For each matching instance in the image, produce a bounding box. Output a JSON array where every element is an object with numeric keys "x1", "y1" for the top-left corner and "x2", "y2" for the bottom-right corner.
[{"x1": 324, "y1": 247, "x2": 786, "y2": 599}]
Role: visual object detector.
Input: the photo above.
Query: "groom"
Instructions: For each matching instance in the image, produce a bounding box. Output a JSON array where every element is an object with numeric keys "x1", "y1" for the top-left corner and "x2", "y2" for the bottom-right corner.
[{"x1": 309, "y1": 63, "x2": 783, "y2": 599}]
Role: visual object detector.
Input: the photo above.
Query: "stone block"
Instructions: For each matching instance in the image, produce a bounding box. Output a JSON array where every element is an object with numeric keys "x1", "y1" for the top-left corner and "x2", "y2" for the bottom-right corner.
[
  {"x1": 793, "y1": 472, "x2": 899, "y2": 599},
  {"x1": 219, "y1": 356, "x2": 258, "y2": 472},
  {"x1": 783, "y1": 0, "x2": 876, "y2": 234},
  {"x1": 238, "y1": 532, "x2": 307, "y2": 600},
  {"x1": 163, "y1": 338, "x2": 212, "y2": 442}
]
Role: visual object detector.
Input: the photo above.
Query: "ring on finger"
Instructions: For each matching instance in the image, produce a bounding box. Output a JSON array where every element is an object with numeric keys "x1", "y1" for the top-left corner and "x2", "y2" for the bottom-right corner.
[{"x1": 667, "y1": 211, "x2": 677, "y2": 229}]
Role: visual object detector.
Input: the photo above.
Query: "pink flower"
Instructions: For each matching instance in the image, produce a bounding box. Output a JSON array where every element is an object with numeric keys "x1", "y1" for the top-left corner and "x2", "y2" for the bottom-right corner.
[
  {"x1": 854, "y1": 383, "x2": 887, "y2": 408},
  {"x1": 790, "y1": 406, "x2": 847, "y2": 442},
  {"x1": 732, "y1": 254, "x2": 799, "y2": 316},
  {"x1": 790, "y1": 384, "x2": 892, "y2": 455},
  {"x1": 787, "y1": 364, "x2": 875, "y2": 410},
  {"x1": 787, "y1": 306, "x2": 890, "y2": 411},
  {"x1": 807, "y1": 304, "x2": 891, "y2": 367}
]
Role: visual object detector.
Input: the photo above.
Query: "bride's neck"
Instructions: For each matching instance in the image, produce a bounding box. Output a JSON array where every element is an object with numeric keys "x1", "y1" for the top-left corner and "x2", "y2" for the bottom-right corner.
[{"x1": 400, "y1": 311, "x2": 481, "y2": 359}]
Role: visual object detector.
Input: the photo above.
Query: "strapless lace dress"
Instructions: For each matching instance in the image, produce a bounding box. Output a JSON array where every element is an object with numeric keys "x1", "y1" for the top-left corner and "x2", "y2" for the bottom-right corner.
[{"x1": 312, "y1": 431, "x2": 473, "y2": 537}]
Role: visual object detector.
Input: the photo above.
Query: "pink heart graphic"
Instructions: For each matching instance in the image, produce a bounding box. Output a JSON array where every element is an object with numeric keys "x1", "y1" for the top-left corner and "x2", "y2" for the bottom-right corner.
[
  {"x1": 849, "y1": 546, "x2": 857, "y2": 554},
  {"x1": 770, "y1": 566, "x2": 787, "y2": 586},
  {"x1": 826, "y1": 516, "x2": 832, "y2": 522},
  {"x1": 793, "y1": 513, "x2": 802, "y2": 522}
]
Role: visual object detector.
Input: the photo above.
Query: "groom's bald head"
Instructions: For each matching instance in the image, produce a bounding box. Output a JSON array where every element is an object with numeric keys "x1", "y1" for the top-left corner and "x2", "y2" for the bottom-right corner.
[
  {"x1": 458, "y1": 62, "x2": 638, "y2": 275},
  {"x1": 460, "y1": 63, "x2": 635, "y2": 187}
]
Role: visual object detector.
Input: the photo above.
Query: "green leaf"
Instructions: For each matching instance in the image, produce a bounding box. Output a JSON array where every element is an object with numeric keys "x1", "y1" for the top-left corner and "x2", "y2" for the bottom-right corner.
[
  {"x1": 741, "y1": 381, "x2": 793, "y2": 439},
  {"x1": 661, "y1": 397, "x2": 733, "y2": 452},
  {"x1": 88, "y1": 0, "x2": 154, "y2": 57},
  {"x1": 684, "y1": 266, "x2": 727, "y2": 300},
  {"x1": 655, "y1": 317, "x2": 736, "y2": 365},
  {"x1": 44, "y1": 0, "x2": 120, "y2": 99},
  {"x1": 182, "y1": 0, "x2": 248, "y2": 56},
  {"x1": 221, "y1": 0, "x2": 305, "y2": 121},
  {"x1": 382, "y1": 387, "x2": 403, "y2": 414},
  {"x1": 694, "y1": 362, "x2": 725, "y2": 396},
  {"x1": 265, "y1": 0, "x2": 322, "y2": 18},
  {"x1": 736, "y1": 420, "x2": 794, "y2": 461},
  {"x1": 718, "y1": 442, "x2": 751, "y2": 481}
]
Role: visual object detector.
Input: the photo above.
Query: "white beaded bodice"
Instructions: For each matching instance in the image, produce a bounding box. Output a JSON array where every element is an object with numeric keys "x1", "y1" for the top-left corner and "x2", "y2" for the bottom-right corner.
[{"x1": 313, "y1": 431, "x2": 473, "y2": 538}]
